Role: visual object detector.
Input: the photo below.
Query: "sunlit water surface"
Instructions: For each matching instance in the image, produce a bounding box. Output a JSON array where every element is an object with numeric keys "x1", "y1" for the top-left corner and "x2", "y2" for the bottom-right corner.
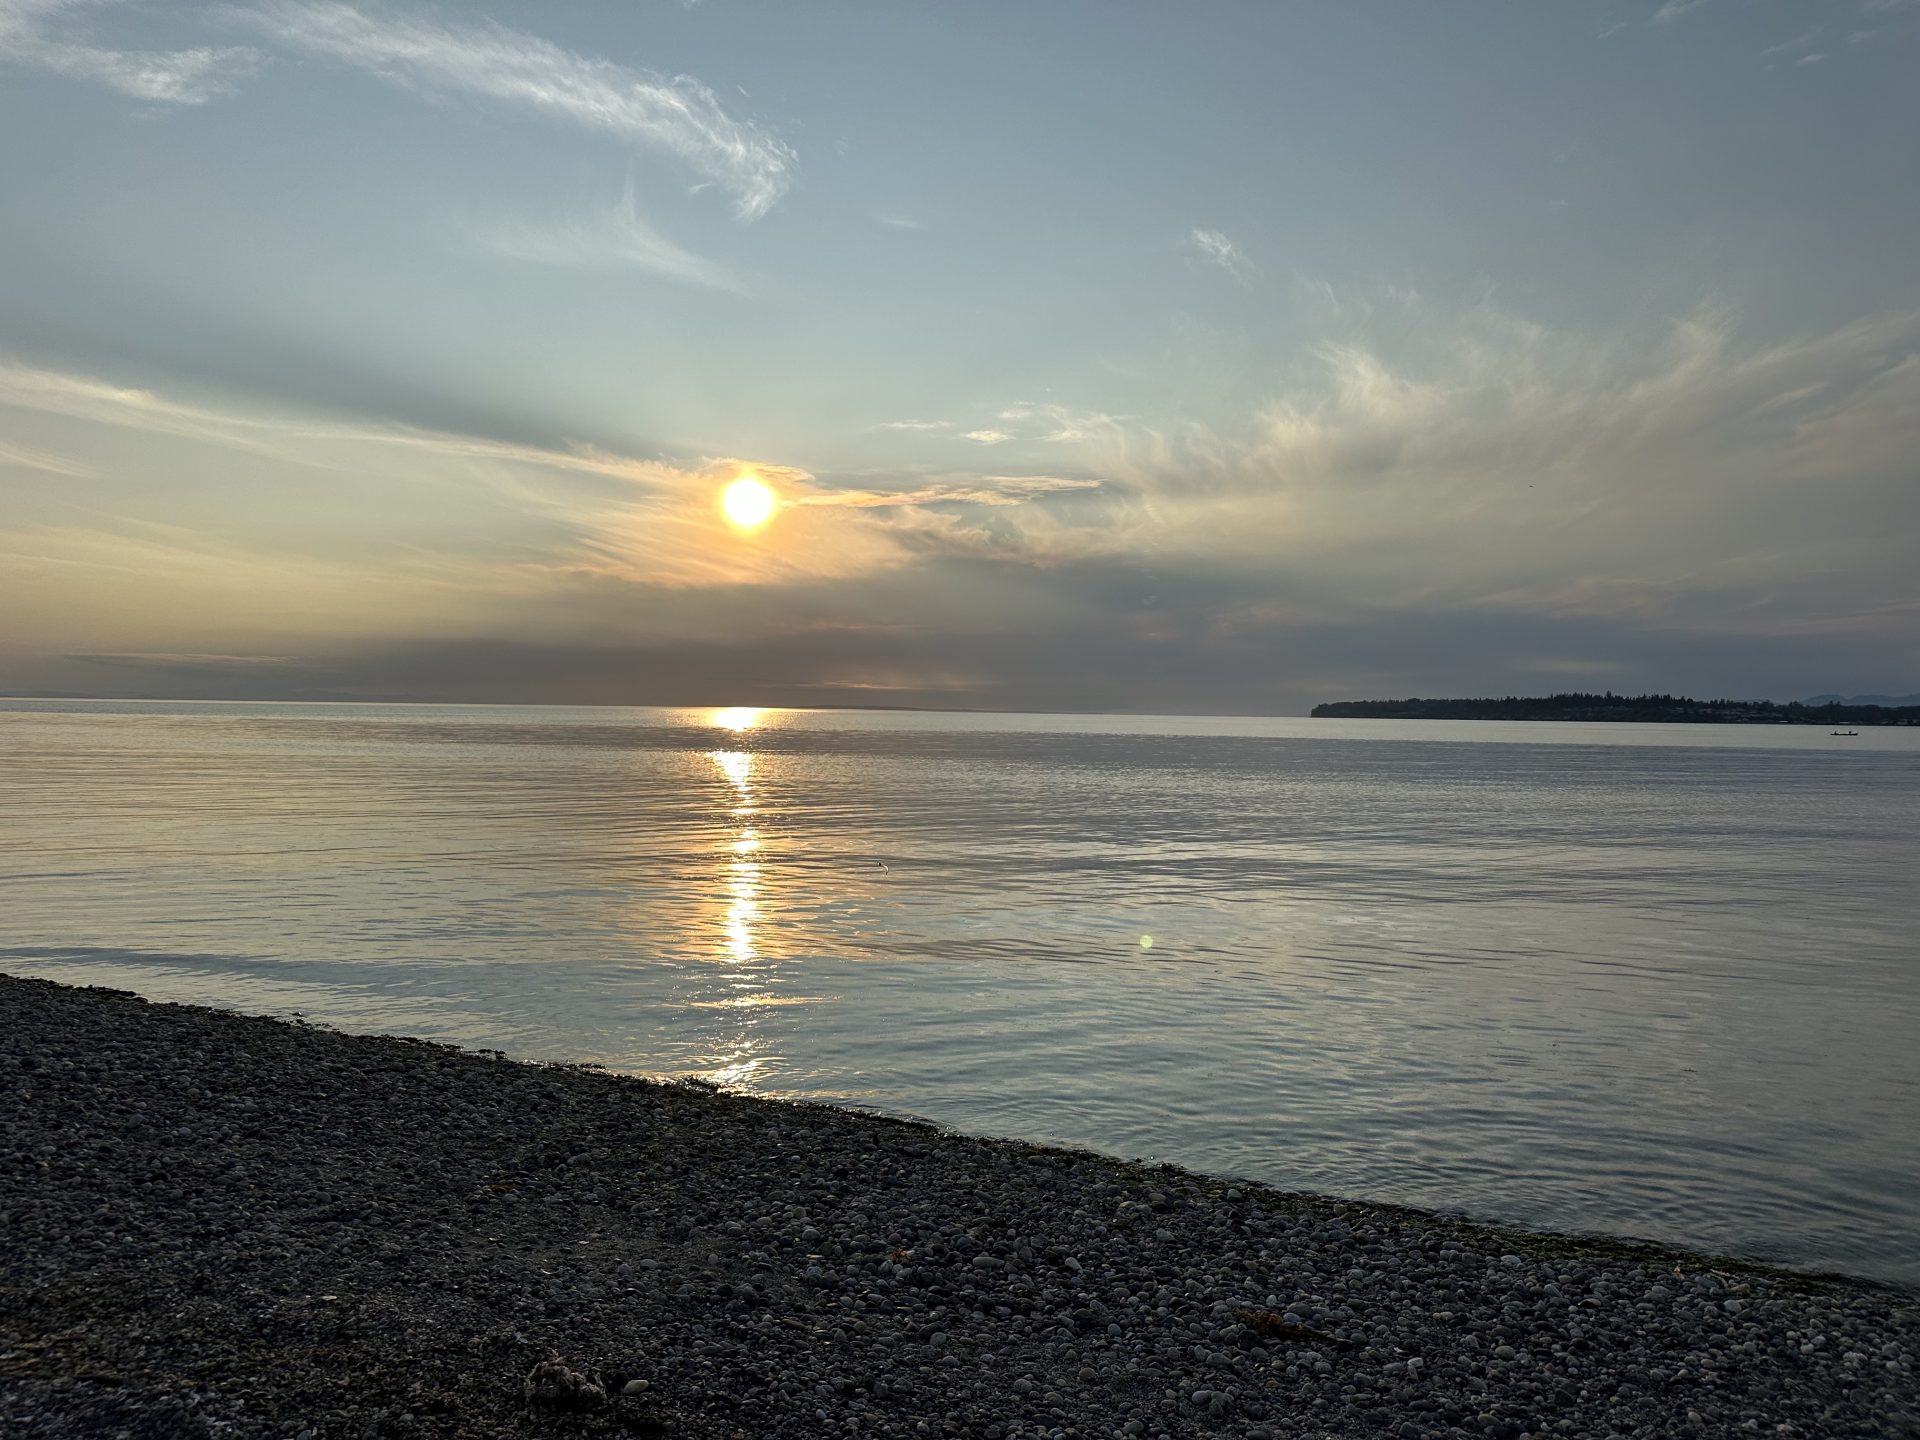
[{"x1": 4, "y1": 700, "x2": 1917, "y2": 1283}]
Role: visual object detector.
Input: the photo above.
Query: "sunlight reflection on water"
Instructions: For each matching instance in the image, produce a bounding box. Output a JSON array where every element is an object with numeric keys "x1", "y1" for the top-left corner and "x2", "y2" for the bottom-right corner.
[{"x1": 2, "y1": 699, "x2": 1918, "y2": 1281}]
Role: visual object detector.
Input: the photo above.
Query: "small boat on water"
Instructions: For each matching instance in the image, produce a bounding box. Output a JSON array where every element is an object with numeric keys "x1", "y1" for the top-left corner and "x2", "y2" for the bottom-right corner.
[{"x1": 1831, "y1": 730, "x2": 1859, "y2": 737}]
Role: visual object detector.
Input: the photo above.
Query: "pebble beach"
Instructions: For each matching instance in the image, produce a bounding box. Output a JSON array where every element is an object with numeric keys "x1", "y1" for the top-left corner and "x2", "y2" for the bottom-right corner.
[{"x1": 3, "y1": 974, "x2": 1915, "y2": 1440}]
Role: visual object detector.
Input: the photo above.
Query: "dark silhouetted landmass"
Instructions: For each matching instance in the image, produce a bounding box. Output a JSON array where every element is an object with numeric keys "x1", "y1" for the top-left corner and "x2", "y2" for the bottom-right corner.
[{"x1": 1311, "y1": 691, "x2": 1920, "y2": 725}]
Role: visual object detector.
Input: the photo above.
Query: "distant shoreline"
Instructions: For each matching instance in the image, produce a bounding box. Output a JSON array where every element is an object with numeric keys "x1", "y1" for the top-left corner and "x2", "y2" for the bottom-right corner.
[{"x1": 1313, "y1": 692, "x2": 1920, "y2": 726}]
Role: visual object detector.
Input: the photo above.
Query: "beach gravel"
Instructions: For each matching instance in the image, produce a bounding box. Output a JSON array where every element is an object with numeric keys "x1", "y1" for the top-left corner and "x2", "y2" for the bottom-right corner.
[{"x1": 2, "y1": 975, "x2": 1915, "y2": 1438}]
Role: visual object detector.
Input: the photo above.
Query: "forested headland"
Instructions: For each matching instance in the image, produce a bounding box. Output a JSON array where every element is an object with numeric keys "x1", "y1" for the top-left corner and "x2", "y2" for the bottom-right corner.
[{"x1": 1309, "y1": 692, "x2": 1920, "y2": 724}]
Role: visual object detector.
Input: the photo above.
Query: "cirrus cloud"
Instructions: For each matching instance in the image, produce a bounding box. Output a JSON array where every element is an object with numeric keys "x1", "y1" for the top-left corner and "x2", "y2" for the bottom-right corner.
[
  {"x1": 243, "y1": 1, "x2": 795, "y2": 219},
  {"x1": 0, "y1": 0, "x2": 261, "y2": 103}
]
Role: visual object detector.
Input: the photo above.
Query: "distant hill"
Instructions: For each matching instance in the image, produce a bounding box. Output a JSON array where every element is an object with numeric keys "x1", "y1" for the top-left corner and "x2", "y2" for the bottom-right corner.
[
  {"x1": 1804, "y1": 692, "x2": 1920, "y2": 708},
  {"x1": 1311, "y1": 692, "x2": 1920, "y2": 725}
]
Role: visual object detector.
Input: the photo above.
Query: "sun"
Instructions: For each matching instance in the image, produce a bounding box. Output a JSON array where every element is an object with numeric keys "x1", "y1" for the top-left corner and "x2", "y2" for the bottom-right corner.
[{"x1": 720, "y1": 475, "x2": 776, "y2": 531}]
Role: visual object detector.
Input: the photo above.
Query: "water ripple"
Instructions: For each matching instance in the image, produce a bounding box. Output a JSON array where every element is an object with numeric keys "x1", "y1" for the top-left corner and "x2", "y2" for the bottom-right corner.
[{"x1": 2, "y1": 701, "x2": 1917, "y2": 1281}]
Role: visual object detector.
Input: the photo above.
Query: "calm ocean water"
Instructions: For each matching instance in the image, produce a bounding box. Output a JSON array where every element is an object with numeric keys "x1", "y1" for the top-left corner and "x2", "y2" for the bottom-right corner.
[{"x1": 3, "y1": 699, "x2": 1917, "y2": 1283}]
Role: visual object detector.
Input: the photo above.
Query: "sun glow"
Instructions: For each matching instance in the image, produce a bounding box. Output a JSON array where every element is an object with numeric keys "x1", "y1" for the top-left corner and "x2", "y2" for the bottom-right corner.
[{"x1": 720, "y1": 474, "x2": 776, "y2": 531}]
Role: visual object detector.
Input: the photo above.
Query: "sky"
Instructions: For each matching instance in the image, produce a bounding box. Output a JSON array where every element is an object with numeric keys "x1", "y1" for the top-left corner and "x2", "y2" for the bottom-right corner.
[{"x1": 2, "y1": 0, "x2": 1917, "y2": 713}]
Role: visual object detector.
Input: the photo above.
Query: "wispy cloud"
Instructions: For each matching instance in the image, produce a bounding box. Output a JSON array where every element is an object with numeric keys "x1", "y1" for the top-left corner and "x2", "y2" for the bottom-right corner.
[
  {"x1": 1650, "y1": 0, "x2": 1714, "y2": 24},
  {"x1": 0, "y1": 437, "x2": 96, "y2": 478},
  {"x1": 1760, "y1": 26, "x2": 1823, "y2": 57},
  {"x1": 478, "y1": 181, "x2": 744, "y2": 292},
  {"x1": 0, "y1": 0, "x2": 260, "y2": 103},
  {"x1": 962, "y1": 429, "x2": 1012, "y2": 445},
  {"x1": 0, "y1": 360, "x2": 283, "y2": 455},
  {"x1": 797, "y1": 475, "x2": 1101, "y2": 509},
  {"x1": 1842, "y1": 2, "x2": 1920, "y2": 51},
  {"x1": 1188, "y1": 228, "x2": 1257, "y2": 284},
  {"x1": 875, "y1": 213, "x2": 923, "y2": 231},
  {"x1": 0, "y1": 357, "x2": 1114, "y2": 601},
  {"x1": 872, "y1": 419, "x2": 951, "y2": 432},
  {"x1": 1046, "y1": 294, "x2": 1920, "y2": 648},
  {"x1": 0, "y1": 356, "x2": 674, "y2": 488},
  {"x1": 993, "y1": 402, "x2": 1127, "y2": 445},
  {"x1": 246, "y1": 1, "x2": 795, "y2": 219}
]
